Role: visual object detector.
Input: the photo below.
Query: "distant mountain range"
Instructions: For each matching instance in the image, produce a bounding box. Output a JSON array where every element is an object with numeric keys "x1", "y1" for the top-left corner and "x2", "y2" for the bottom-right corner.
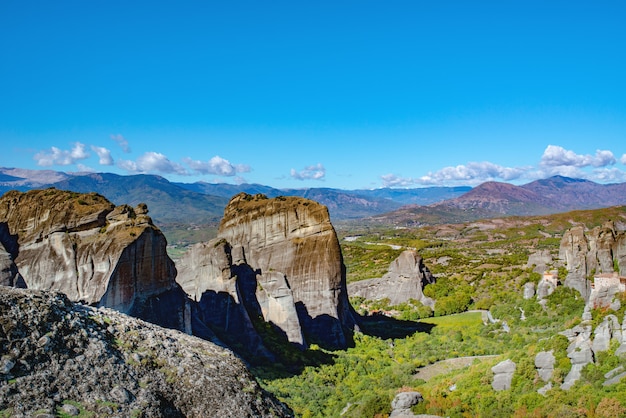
[
  {"x1": 2, "y1": 168, "x2": 626, "y2": 226},
  {"x1": 372, "y1": 176, "x2": 626, "y2": 226},
  {"x1": 0, "y1": 168, "x2": 469, "y2": 223}
]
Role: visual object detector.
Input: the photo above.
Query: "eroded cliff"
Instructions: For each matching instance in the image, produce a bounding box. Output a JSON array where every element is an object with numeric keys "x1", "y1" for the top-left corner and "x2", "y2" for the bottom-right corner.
[
  {"x1": 177, "y1": 193, "x2": 358, "y2": 350},
  {"x1": 559, "y1": 220, "x2": 626, "y2": 301},
  {"x1": 0, "y1": 189, "x2": 191, "y2": 332}
]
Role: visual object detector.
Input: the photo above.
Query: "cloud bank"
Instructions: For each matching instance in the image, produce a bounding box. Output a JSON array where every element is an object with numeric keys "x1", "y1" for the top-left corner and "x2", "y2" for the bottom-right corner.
[{"x1": 381, "y1": 145, "x2": 626, "y2": 188}]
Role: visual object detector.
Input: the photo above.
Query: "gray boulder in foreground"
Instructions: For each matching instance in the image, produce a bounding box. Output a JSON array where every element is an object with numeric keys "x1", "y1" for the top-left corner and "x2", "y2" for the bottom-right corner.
[{"x1": 0, "y1": 286, "x2": 292, "y2": 417}]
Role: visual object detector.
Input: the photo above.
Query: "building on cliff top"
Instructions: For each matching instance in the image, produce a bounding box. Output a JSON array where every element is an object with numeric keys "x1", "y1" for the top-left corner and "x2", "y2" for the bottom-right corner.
[{"x1": 592, "y1": 272, "x2": 626, "y2": 292}]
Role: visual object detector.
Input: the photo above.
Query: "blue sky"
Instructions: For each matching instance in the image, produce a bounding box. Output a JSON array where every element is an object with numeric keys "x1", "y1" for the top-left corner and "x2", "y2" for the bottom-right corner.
[{"x1": 1, "y1": 1, "x2": 625, "y2": 189}]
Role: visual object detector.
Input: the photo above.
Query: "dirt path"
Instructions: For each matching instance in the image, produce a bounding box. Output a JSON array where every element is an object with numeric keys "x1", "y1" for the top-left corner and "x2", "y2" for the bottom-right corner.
[{"x1": 414, "y1": 355, "x2": 499, "y2": 381}]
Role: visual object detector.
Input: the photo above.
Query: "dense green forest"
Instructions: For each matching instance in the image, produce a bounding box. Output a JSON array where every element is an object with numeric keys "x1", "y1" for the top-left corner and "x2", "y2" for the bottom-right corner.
[{"x1": 253, "y1": 207, "x2": 626, "y2": 417}]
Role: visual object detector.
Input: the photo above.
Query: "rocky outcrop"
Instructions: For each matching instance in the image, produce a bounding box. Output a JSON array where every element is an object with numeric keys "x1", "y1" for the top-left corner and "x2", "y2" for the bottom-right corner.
[
  {"x1": 592, "y1": 315, "x2": 621, "y2": 353},
  {"x1": 560, "y1": 324, "x2": 594, "y2": 390},
  {"x1": 535, "y1": 350, "x2": 555, "y2": 382},
  {"x1": 559, "y1": 221, "x2": 626, "y2": 301},
  {"x1": 523, "y1": 282, "x2": 535, "y2": 299},
  {"x1": 491, "y1": 359, "x2": 516, "y2": 391},
  {"x1": 177, "y1": 193, "x2": 358, "y2": 350},
  {"x1": 0, "y1": 189, "x2": 193, "y2": 334},
  {"x1": 389, "y1": 391, "x2": 423, "y2": 417},
  {"x1": 0, "y1": 286, "x2": 291, "y2": 417},
  {"x1": 347, "y1": 250, "x2": 435, "y2": 307},
  {"x1": 603, "y1": 366, "x2": 626, "y2": 386},
  {"x1": 527, "y1": 249, "x2": 553, "y2": 273}
]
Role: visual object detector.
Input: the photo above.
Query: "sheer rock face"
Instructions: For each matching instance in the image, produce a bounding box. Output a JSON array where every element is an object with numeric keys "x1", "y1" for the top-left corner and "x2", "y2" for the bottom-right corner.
[
  {"x1": 177, "y1": 240, "x2": 275, "y2": 358},
  {"x1": 177, "y1": 193, "x2": 358, "y2": 349},
  {"x1": 559, "y1": 221, "x2": 626, "y2": 301},
  {"x1": 347, "y1": 250, "x2": 435, "y2": 307},
  {"x1": 0, "y1": 189, "x2": 188, "y2": 331}
]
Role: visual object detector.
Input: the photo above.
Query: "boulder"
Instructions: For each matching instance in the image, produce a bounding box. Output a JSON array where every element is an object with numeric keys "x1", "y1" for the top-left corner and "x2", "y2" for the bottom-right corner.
[
  {"x1": 592, "y1": 315, "x2": 621, "y2": 353},
  {"x1": 389, "y1": 391, "x2": 423, "y2": 417},
  {"x1": 560, "y1": 324, "x2": 594, "y2": 390},
  {"x1": 537, "y1": 382, "x2": 552, "y2": 396},
  {"x1": 536, "y1": 277, "x2": 556, "y2": 300},
  {"x1": 0, "y1": 286, "x2": 292, "y2": 417},
  {"x1": 491, "y1": 359, "x2": 516, "y2": 391},
  {"x1": 603, "y1": 366, "x2": 626, "y2": 386},
  {"x1": 347, "y1": 250, "x2": 435, "y2": 307},
  {"x1": 527, "y1": 249, "x2": 552, "y2": 273},
  {"x1": 535, "y1": 350, "x2": 555, "y2": 382},
  {"x1": 523, "y1": 282, "x2": 536, "y2": 299}
]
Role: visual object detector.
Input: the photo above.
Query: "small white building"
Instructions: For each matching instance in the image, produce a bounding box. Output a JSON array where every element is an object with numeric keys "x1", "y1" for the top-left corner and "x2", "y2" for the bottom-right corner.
[
  {"x1": 592, "y1": 272, "x2": 626, "y2": 292},
  {"x1": 542, "y1": 271, "x2": 559, "y2": 288}
]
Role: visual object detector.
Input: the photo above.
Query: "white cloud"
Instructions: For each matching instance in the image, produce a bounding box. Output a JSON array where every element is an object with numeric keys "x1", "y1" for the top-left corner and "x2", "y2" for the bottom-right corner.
[
  {"x1": 381, "y1": 144, "x2": 626, "y2": 188},
  {"x1": 589, "y1": 167, "x2": 626, "y2": 183},
  {"x1": 528, "y1": 165, "x2": 587, "y2": 181},
  {"x1": 380, "y1": 174, "x2": 418, "y2": 188},
  {"x1": 76, "y1": 164, "x2": 95, "y2": 173},
  {"x1": 90, "y1": 145, "x2": 114, "y2": 165},
  {"x1": 540, "y1": 145, "x2": 616, "y2": 168},
  {"x1": 290, "y1": 163, "x2": 326, "y2": 181},
  {"x1": 111, "y1": 134, "x2": 131, "y2": 153},
  {"x1": 118, "y1": 152, "x2": 187, "y2": 175},
  {"x1": 416, "y1": 162, "x2": 526, "y2": 186},
  {"x1": 34, "y1": 142, "x2": 90, "y2": 166},
  {"x1": 183, "y1": 156, "x2": 251, "y2": 176}
]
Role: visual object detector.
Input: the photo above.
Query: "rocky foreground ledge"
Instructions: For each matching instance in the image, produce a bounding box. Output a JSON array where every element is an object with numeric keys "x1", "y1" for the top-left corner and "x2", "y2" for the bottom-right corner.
[{"x1": 0, "y1": 286, "x2": 292, "y2": 417}]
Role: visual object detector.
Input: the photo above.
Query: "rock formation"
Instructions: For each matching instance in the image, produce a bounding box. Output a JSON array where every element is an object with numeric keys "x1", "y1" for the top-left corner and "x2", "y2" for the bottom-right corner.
[
  {"x1": 559, "y1": 221, "x2": 626, "y2": 301},
  {"x1": 0, "y1": 286, "x2": 291, "y2": 417},
  {"x1": 534, "y1": 350, "x2": 555, "y2": 382},
  {"x1": 522, "y1": 282, "x2": 535, "y2": 299},
  {"x1": 389, "y1": 391, "x2": 424, "y2": 417},
  {"x1": 592, "y1": 314, "x2": 622, "y2": 353},
  {"x1": 527, "y1": 249, "x2": 553, "y2": 273},
  {"x1": 177, "y1": 193, "x2": 358, "y2": 350},
  {"x1": 491, "y1": 359, "x2": 516, "y2": 391},
  {"x1": 347, "y1": 250, "x2": 435, "y2": 307},
  {"x1": 0, "y1": 189, "x2": 194, "y2": 334},
  {"x1": 560, "y1": 324, "x2": 594, "y2": 390}
]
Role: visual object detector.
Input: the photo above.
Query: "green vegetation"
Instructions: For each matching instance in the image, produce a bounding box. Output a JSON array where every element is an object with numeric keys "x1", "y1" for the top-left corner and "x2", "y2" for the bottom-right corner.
[
  {"x1": 256, "y1": 207, "x2": 626, "y2": 417},
  {"x1": 160, "y1": 222, "x2": 220, "y2": 259}
]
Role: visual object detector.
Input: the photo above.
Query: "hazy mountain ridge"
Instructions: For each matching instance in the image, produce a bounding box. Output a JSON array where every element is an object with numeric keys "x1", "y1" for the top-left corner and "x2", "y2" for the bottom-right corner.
[
  {"x1": 374, "y1": 175, "x2": 626, "y2": 226},
  {"x1": 36, "y1": 172, "x2": 229, "y2": 224},
  {"x1": 4, "y1": 168, "x2": 626, "y2": 226},
  {"x1": 0, "y1": 168, "x2": 469, "y2": 221}
]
